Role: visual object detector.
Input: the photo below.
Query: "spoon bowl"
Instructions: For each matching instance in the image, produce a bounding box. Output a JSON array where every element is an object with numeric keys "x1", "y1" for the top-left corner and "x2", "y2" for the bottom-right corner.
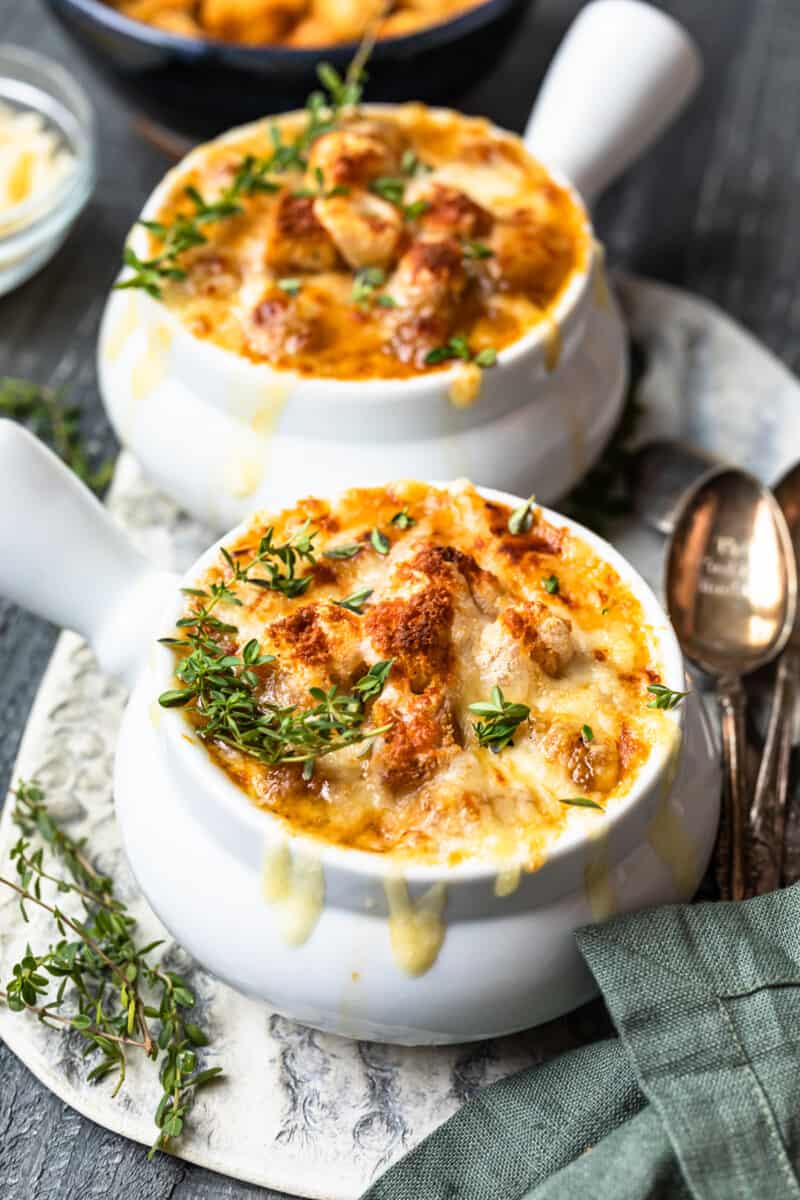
[
  {"x1": 666, "y1": 465, "x2": 797, "y2": 900},
  {"x1": 666, "y1": 467, "x2": 796, "y2": 678}
]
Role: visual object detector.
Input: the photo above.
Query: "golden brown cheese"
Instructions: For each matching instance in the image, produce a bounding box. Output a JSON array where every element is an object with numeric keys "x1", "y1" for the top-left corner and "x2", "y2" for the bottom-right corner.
[
  {"x1": 166, "y1": 482, "x2": 672, "y2": 868},
  {"x1": 147, "y1": 106, "x2": 590, "y2": 380}
]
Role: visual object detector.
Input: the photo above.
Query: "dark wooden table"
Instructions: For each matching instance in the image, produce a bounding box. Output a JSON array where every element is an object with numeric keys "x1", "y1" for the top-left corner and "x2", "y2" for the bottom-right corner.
[{"x1": 1, "y1": 0, "x2": 798, "y2": 1194}]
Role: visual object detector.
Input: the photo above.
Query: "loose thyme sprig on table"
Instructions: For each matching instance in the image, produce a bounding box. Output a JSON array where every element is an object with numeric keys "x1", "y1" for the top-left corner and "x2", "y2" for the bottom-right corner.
[
  {"x1": 116, "y1": 61, "x2": 366, "y2": 299},
  {"x1": 0, "y1": 376, "x2": 113, "y2": 495},
  {"x1": 0, "y1": 781, "x2": 221, "y2": 1158}
]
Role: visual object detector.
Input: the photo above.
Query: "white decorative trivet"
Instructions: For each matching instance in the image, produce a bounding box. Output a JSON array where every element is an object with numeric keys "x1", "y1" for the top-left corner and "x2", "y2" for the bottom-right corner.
[{"x1": 1, "y1": 276, "x2": 799, "y2": 1199}]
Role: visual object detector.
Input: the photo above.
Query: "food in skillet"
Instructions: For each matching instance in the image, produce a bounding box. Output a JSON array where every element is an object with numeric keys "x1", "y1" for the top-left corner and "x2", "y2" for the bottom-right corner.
[
  {"x1": 159, "y1": 481, "x2": 680, "y2": 868},
  {"x1": 118, "y1": 67, "x2": 590, "y2": 380},
  {"x1": 108, "y1": 0, "x2": 488, "y2": 45}
]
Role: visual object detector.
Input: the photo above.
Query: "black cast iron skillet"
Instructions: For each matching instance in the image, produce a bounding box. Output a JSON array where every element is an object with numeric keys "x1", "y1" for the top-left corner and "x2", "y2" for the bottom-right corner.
[{"x1": 44, "y1": 0, "x2": 533, "y2": 140}]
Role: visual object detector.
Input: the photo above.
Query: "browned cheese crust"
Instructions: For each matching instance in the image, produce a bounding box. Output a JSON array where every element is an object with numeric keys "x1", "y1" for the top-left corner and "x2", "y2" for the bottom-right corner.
[
  {"x1": 168, "y1": 482, "x2": 671, "y2": 867},
  {"x1": 148, "y1": 106, "x2": 590, "y2": 380}
]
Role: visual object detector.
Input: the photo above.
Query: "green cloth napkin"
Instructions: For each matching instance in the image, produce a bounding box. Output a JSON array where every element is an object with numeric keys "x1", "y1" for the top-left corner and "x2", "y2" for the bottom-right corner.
[{"x1": 363, "y1": 885, "x2": 800, "y2": 1200}]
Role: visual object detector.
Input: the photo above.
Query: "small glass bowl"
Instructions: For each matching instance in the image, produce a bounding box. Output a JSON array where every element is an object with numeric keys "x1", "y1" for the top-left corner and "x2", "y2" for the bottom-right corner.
[{"x1": 0, "y1": 44, "x2": 95, "y2": 297}]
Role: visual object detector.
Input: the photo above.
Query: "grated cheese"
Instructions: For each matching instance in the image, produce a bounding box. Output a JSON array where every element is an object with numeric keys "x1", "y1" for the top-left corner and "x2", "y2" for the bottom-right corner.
[{"x1": 0, "y1": 102, "x2": 74, "y2": 232}]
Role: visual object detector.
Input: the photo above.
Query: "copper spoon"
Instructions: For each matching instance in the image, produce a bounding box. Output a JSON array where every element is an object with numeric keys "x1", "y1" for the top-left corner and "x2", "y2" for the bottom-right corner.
[
  {"x1": 666, "y1": 467, "x2": 797, "y2": 900},
  {"x1": 747, "y1": 462, "x2": 800, "y2": 892}
]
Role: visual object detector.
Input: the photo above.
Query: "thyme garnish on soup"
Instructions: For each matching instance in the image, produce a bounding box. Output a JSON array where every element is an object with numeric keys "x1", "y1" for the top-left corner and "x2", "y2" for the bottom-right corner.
[
  {"x1": 424, "y1": 335, "x2": 497, "y2": 368},
  {"x1": 469, "y1": 686, "x2": 531, "y2": 753},
  {"x1": 112, "y1": 25, "x2": 586, "y2": 382},
  {"x1": 507, "y1": 494, "x2": 536, "y2": 535},
  {"x1": 160, "y1": 624, "x2": 394, "y2": 779},
  {"x1": 159, "y1": 526, "x2": 394, "y2": 776},
  {"x1": 116, "y1": 60, "x2": 367, "y2": 299},
  {"x1": 646, "y1": 683, "x2": 690, "y2": 711}
]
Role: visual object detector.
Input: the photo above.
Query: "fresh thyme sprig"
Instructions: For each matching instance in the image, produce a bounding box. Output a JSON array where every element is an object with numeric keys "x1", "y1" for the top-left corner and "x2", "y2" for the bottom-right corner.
[
  {"x1": 390, "y1": 508, "x2": 415, "y2": 529},
  {"x1": 335, "y1": 586, "x2": 373, "y2": 613},
  {"x1": 371, "y1": 527, "x2": 390, "y2": 555},
  {"x1": 369, "y1": 175, "x2": 430, "y2": 222},
  {"x1": 278, "y1": 277, "x2": 302, "y2": 297},
  {"x1": 160, "y1": 525, "x2": 316, "y2": 658},
  {"x1": 160, "y1": 630, "x2": 393, "y2": 778},
  {"x1": 646, "y1": 683, "x2": 690, "y2": 711},
  {"x1": 0, "y1": 377, "x2": 113, "y2": 495},
  {"x1": 400, "y1": 149, "x2": 432, "y2": 177},
  {"x1": 351, "y1": 267, "x2": 396, "y2": 309},
  {"x1": 352, "y1": 658, "x2": 393, "y2": 700},
  {"x1": 508, "y1": 495, "x2": 536, "y2": 535},
  {"x1": 118, "y1": 162, "x2": 281, "y2": 298},
  {"x1": 160, "y1": 522, "x2": 392, "y2": 773},
  {"x1": 117, "y1": 60, "x2": 366, "y2": 299},
  {"x1": 560, "y1": 796, "x2": 603, "y2": 811},
  {"x1": 292, "y1": 165, "x2": 350, "y2": 200},
  {"x1": 469, "y1": 686, "x2": 530, "y2": 753},
  {"x1": 462, "y1": 239, "x2": 493, "y2": 260},
  {"x1": 0, "y1": 781, "x2": 221, "y2": 1157},
  {"x1": 222, "y1": 521, "x2": 318, "y2": 600},
  {"x1": 424, "y1": 335, "x2": 497, "y2": 368},
  {"x1": 323, "y1": 542, "x2": 362, "y2": 560}
]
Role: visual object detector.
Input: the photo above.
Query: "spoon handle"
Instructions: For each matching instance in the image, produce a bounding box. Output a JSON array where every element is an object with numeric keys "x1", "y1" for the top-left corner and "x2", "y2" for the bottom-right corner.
[
  {"x1": 749, "y1": 650, "x2": 800, "y2": 893},
  {"x1": 718, "y1": 678, "x2": 749, "y2": 901}
]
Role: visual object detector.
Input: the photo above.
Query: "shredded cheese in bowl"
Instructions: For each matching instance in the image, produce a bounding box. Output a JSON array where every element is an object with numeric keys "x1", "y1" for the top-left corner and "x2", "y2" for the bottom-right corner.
[
  {"x1": 0, "y1": 45, "x2": 93, "y2": 296},
  {"x1": 0, "y1": 101, "x2": 75, "y2": 235}
]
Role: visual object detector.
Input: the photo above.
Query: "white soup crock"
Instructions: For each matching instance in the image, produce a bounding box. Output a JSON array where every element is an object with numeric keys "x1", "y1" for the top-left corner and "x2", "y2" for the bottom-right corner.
[
  {"x1": 0, "y1": 420, "x2": 720, "y2": 1044},
  {"x1": 96, "y1": 1, "x2": 702, "y2": 532}
]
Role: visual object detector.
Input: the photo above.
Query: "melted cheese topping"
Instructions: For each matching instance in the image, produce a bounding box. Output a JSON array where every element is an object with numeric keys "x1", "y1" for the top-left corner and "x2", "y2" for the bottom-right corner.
[
  {"x1": 168, "y1": 482, "x2": 672, "y2": 869},
  {"x1": 147, "y1": 105, "x2": 589, "y2": 380}
]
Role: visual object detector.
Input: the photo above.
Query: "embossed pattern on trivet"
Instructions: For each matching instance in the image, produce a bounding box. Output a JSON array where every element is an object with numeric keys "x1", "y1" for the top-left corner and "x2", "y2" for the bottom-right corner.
[{"x1": 0, "y1": 276, "x2": 798, "y2": 1199}]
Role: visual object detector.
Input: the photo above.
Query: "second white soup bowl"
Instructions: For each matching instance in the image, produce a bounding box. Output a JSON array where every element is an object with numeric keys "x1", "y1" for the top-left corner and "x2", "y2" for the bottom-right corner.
[{"x1": 0, "y1": 421, "x2": 720, "y2": 1044}]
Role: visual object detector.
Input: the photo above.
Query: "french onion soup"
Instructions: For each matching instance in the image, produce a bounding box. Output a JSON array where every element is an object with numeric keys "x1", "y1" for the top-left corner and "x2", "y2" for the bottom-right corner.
[
  {"x1": 126, "y1": 102, "x2": 590, "y2": 380},
  {"x1": 160, "y1": 482, "x2": 679, "y2": 869},
  {"x1": 105, "y1": 0, "x2": 490, "y2": 46}
]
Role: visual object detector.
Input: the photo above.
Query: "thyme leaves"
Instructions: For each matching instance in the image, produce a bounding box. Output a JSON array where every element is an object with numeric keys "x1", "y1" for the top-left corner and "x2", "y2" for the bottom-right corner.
[
  {"x1": 469, "y1": 686, "x2": 530, "y2": 754},
  {"x1": 0, "y1": 781, "x2": 221, "y2": 1158},
  {"x1": 0, "y1": 376, "x2": 113, "y2": 495},
  {"x1": 117, "y1": 61, "x2": 366, "y2": 298}
]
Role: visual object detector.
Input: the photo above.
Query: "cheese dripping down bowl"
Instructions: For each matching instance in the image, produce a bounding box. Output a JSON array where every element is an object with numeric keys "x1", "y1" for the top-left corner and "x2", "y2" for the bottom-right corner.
[
  {"x1": 97, "y1": 1, "x2": 702, "y2": 532},
  {"x1": 0, "y1": 427, "x2": 721, "y2": 1044}
]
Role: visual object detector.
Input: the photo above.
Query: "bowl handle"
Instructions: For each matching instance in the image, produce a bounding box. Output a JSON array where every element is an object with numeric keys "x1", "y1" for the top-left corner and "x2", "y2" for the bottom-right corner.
[
  {"x1": 523, "y1": 0, "x2": 702, "y2": 203},
  {"x1": 0, "y1": 420, "x2": 176, "y2": 688}
]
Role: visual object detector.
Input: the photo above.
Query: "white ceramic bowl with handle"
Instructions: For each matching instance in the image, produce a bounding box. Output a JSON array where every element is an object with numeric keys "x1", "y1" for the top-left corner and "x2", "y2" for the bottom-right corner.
[
  {"x1": 0, "y1": 421, "x2": 720, "y2": 1044},
  {"x1": 97, "y1": 0, "x2": 702, "y2": 533}
]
